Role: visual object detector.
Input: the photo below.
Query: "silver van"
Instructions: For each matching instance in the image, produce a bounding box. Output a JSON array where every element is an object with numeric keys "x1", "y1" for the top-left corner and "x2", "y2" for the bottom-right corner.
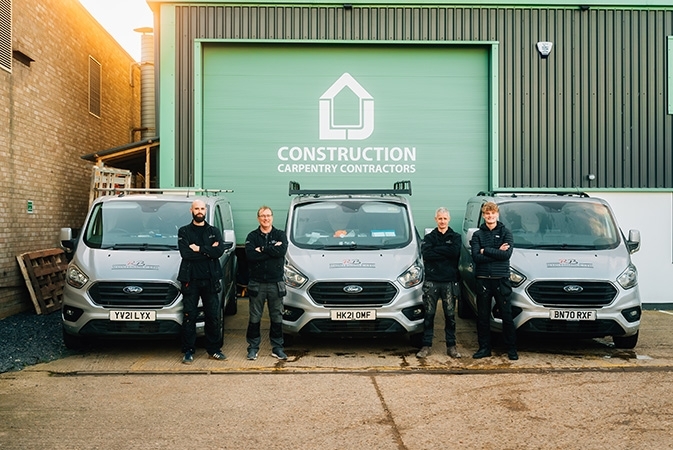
[
  {"x1": 282, "y1": 181, "x2": 425, "y2": 346},
  {"x1": 459, "y1": 192, "x2": 641, "y2": 349},
  {"x1": 60, "y1": 191, "x2": 237, "y2": 348}
]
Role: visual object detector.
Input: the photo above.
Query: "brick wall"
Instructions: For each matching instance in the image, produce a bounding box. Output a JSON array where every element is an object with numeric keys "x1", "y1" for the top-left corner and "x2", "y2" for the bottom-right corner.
[{"x1": 0, "y1": 0, "x2": 141, "y2": 317}]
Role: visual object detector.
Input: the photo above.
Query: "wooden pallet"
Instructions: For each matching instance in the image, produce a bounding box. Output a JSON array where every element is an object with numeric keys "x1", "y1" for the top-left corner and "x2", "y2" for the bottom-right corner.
[
  {"x1": 16, "y1": 248, "x2": 69, "y2": 315},
  {"x1": 89, "y1": 165, "x2": 132, "y2": 206}
]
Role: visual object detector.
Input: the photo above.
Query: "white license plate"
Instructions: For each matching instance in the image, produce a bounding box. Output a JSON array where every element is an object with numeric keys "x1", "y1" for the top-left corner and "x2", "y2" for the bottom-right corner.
[
  {"x1": 549, "y1": 310, "x2": 596, "y2": 321},
  {"x1": 109, "y1": 310, "x2": 156, "y2": 321},
  {"x1": 330, "y1": 309, "x2": 376, "y2": 321}
]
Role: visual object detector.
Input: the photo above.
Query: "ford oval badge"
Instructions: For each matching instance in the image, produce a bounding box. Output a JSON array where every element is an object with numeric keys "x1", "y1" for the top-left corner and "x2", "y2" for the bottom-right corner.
[
  {"x1": 563, "y1": 285, "x2": 583, "y2": 293},
  {"x1": 123, "y1": 286, "x2": 144, "y2": 295},
  {"x1": 343, "y1": 285, "x2": 363, "y2": 294}
]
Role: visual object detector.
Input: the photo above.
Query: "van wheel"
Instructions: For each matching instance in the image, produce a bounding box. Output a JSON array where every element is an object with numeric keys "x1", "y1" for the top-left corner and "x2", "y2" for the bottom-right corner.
[
  {"x1": 409, "y1": 332, "x2": 424, "y2": 349},
  {"x1": 458, "y1": 288, "x2": 476, "y2": 319},
  {"x1": 613, "y1": 332, "x2": 638, "y2": 349},
  {"x1": 62, "y1": 327, "x2": 84, "y2": 350},
  {"x1": 283, "y1": 333, "x2": 295, "y2": 347}
]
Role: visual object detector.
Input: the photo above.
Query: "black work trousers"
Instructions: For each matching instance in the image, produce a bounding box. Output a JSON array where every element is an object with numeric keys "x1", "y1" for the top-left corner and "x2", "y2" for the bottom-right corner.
[{"x1": 475, "y1": 277, "x2": 516, "y2": 352}]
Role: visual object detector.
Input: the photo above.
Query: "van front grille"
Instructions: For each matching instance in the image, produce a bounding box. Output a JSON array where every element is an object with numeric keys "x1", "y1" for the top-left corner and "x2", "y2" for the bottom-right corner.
[
  {"x1": 527, "y1": 281, "x2": 617, "y2": 307},
  {"x1": 308, "y1": 282, "x2": 397, "y2": 306},
  {"x1": 89, "y1": 282, "x2": 179, "y2": 308}
]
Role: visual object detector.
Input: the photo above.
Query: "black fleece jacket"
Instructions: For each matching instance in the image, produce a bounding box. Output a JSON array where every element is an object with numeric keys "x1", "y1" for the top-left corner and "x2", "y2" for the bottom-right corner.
[
  {"x1": 177, "y1": 221, "x2": 225, "y2": 282},
  {"x1": 245, "y1": 226, "x2": 288, "y2": 283},
  {"x1": 421, "y1": 226, "x2": 461, "y2": 282}
]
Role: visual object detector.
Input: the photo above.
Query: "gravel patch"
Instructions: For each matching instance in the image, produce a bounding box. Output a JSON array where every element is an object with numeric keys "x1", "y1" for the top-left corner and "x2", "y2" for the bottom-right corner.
[{"x1": 0, "y1": 310, "x2": 73, "y2": 373}]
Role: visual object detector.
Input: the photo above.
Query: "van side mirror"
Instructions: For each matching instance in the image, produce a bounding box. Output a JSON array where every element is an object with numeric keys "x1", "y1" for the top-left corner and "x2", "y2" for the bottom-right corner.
[
  {"x1": 222, "y1": 229, "x2": 235, "y2": 250},
  {"x1": 466, "y1": 228, "x2": 478, "y2": 246},
  {"x1": 626, "y1": 229, "x2": 641, "y2": 254},
  {"x1": 60, "y1": 227, "x2": 76, "y2": 261}
]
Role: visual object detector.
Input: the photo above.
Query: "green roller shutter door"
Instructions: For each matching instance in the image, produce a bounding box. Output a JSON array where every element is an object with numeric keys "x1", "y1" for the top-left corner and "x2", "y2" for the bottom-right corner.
[{"x1": 201, "y1": 43, "x2": 490, "y2": 240}]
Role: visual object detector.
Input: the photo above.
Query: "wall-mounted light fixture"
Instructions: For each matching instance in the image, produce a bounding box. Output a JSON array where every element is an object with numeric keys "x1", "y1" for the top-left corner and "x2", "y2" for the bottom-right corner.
[
  {"x1": 536, "y1": 42, "x2": 553, "y2": 59},
  {"x1": 587, "y1": 174, "x2": 596, "y2": 181}
]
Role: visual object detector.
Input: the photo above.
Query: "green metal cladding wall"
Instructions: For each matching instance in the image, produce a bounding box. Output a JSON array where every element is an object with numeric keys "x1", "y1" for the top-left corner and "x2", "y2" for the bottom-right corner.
[{"x1": 171, "y1": 5, "x2": 673, "y2": 189}]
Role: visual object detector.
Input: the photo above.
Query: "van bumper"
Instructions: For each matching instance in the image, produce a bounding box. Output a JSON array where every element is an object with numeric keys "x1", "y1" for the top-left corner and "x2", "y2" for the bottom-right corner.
[
  {"x1": 501, "y1": 285, "x2": 641, "y2": 338},
  {"x1": 61, "y1": 284, "x2": 206, "y2": 339},
  {"x1": 282, "y1": 284, "x2": 424, "y2": 337}
]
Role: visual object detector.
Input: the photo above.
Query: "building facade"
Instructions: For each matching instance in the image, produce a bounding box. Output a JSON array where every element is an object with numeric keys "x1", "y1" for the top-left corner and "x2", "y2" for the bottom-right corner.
[
  {"x1": 0, "y1": 0, "x2": 141, "y2": 317},
  {"x1": 150, "y1": 0, "x2": 673, "y2": 306}
]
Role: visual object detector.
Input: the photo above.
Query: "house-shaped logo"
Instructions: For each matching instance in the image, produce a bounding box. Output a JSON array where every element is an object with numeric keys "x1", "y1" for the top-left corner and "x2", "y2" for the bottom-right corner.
[{"x1": 319, "y1": 73, "x2": 374, "y2": 140}]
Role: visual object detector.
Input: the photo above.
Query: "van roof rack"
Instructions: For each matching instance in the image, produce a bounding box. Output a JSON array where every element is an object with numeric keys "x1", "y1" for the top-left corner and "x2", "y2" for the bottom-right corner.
[
  {"x1": 476, "y1": 190, "x2": 589, "y2": 198},
  {"x1": 95, "y1": 188, "x2": 233, "y2": 197},
  {"x1": 289, "y1": 180, "x2": 412, "y2": 196}
]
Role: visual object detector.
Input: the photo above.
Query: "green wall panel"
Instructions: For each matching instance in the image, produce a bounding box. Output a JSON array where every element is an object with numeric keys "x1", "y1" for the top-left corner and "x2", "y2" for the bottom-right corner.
[{"x1": 201, "y1": 43, "x2": 490, "y2": 239}]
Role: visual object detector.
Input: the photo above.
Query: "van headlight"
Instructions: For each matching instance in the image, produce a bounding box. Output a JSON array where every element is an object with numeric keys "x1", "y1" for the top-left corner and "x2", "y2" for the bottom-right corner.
[
  {"x1": 284, "y1": 264, "x2": 307, "y2": 289},
  {"x1": 617, "y1": 264, "x2": 638, "y2": 290},
  {"x1": 510, "y1": 268, "x2": 526, "y2": 288},
  {"x1": 66, "y1": 264, "x2": 89, "y2": 289},
  {"x1": 397, "y1": 261, "x2": 424, "y2": 288}
]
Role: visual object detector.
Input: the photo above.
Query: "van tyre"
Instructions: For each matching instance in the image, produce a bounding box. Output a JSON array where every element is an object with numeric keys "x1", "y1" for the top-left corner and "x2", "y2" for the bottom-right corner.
[
  {"x1": 613, "y1": 331, "x2": 638, "y2": 349},
  {"x1": 62, "y1": 327, "x2": 84, "y2": 350},
  {"x1": 224, "y1": 288, "x2": 237, "y2": 316},
  {"x1": 409, "y1": 332, "x2": 424, "y2": 349}
]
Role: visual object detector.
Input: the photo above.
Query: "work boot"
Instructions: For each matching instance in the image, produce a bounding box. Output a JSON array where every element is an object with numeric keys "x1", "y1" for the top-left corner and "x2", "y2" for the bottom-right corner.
[
  {"x1": 416, "y1": 346, "x2": 431, "y2": 358},
  {"x1": 447, "y1": 345, "x2": 462, "y2": 358},
  {"x1": 507, "y1": 349, "x2": 519, "y2": 361},
  {"x1": 472, "y1": 348, "x2": 492, "y2": 359}
]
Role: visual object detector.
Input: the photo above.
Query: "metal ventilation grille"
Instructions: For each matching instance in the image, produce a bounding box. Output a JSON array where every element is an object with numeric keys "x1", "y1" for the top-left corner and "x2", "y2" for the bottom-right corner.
[
  {"x1": 0, "y1": 0, "x2": 11, "y2": 73},
  {"x1": 89, "y1": 56, "x2": 101, "y2": 117}
]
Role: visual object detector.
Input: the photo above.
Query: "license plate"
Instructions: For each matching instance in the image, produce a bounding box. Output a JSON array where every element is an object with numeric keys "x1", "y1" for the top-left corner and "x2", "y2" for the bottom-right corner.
[
  {"x1": 109, "y1": 310, "x2": 156, "y2": 321},
  {"x1": 330, "y1": 309, "x2": 376, "y2": 321},
  {"x1": 549, "y1": 310, "x2": 596, "y2": 321}
]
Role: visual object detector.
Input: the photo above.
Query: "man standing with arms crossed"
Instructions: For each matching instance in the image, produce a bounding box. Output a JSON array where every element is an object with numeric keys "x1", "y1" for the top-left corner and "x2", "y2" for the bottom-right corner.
[
  {"x1": 416, "y1": 207, "x2": 462, "y2": 359},
  {"x1": 177, "y1": 199, "x2": 226, "y2": 364},
  {"x1": 245, "y1": 206, "x2": 288, "y2": 361},
  {"x1": 470, "y1": 201, "x2": 518, "y2": 360}
]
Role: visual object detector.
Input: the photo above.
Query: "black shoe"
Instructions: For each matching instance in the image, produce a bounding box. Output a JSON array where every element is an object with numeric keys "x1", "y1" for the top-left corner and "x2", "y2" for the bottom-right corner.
[
  {"x1": 472, "y1": 348, "x2": 492, "y2": 359},
  {"x1": 508, "y1": 350, "x2": 519, "y2": 361}
]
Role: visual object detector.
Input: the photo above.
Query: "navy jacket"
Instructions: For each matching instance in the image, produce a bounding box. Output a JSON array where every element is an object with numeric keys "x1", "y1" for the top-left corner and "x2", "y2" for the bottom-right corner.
[
  {"x1": 470, "y1": 221, "x2": 513, "y2": 278},
  {"x1": 422, "y1": 226, "x2": 461, "y2": 282}
]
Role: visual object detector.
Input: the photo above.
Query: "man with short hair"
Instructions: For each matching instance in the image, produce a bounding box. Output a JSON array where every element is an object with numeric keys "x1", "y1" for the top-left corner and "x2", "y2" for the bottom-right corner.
[
  {"x1": 177, "y1": 199, "x2": 226, "y2": 364},
  {"x1": 470, "y1": 201, "x2": 518, "y2": 360},
  {"x1": 245, "y1": 206, "x2": 288, "y2": 361},
  {"x1": 416, "y1": 207, "x2": 462, "y2": 359}
]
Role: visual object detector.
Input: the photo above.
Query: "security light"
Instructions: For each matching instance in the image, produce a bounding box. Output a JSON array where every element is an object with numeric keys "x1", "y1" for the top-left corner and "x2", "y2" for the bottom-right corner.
[{"x1": 536, "y1": 42, "x2": 553, "y2": 59}]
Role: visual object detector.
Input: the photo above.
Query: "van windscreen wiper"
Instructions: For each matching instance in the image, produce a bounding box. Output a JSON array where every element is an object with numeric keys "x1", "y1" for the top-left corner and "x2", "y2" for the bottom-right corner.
[
  {"x1": 106, "y1": 243, "x2": 178, "y2": 251},
  {"x1": 534, "y1": 244, "x2": 596, "y2": 250},
  {"x1": 322, "y1": 243, "x2": 381, "y2": 250}
]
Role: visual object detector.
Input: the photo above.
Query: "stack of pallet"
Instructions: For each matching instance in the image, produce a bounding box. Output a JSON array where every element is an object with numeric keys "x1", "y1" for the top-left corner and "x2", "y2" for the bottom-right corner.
[{"x1": 89, "y1": 165, "x2": 132, "y2": 206}]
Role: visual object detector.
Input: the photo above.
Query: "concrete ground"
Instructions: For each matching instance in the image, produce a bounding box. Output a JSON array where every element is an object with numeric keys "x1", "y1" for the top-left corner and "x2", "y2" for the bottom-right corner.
[
  {"x1": 15, "y1": 299, "x2": 673, "y2": 374},
  {"x1": 1, "y1": 301, "x2": 672, "y2": 449}
]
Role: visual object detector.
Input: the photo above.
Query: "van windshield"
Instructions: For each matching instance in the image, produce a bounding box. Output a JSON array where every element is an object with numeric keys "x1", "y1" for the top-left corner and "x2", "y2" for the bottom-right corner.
[
  {"x1": 499, "y1": 200, "x2": 620, "y2": 250},
  {"x1": 83, "y1": 200, "x2": 192, "y2": 250},
  {"x1": 291, "y1": 200, "x2": 412, "y2": 250}
]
